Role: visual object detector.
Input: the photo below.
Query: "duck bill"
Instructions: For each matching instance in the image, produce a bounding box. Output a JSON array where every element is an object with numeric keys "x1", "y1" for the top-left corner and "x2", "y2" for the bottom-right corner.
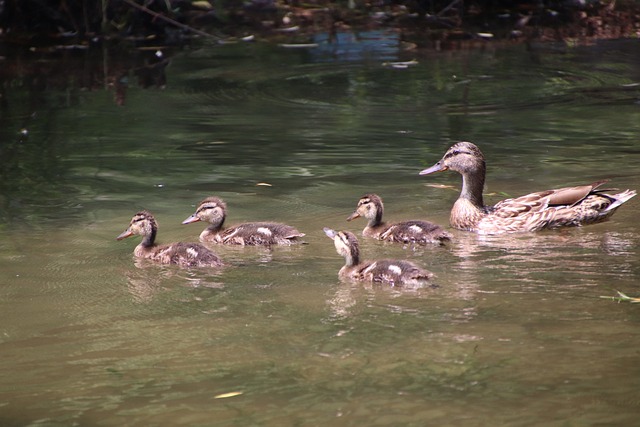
[
  {"x1": 346, "y1": 211, "x2": 360, "y2": 221},
  {"x1": 419, "y1": 161, "x2": 448, "y2": 176},
  {"x1": 116, "y1": 229, "x2": 133, "y2": 240},
  {"x1": 181, "y1": 214, "x2": 201, "y2": 225},
  {"x1": 323, "y1": 227, "x2": 337, "y2": 239}
]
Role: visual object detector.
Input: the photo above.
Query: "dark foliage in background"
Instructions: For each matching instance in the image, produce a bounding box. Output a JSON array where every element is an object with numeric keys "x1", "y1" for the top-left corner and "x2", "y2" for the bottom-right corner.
[{"x1": 1, "y1": 0, "x2": 636, "y2": 41}]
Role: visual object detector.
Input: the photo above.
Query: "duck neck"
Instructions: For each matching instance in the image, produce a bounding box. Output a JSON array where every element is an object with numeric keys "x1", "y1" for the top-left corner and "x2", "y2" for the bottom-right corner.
[
  {"x1": 141, "y1": 229, "x2": 157, "y2": 248},
  {"x1": 206, "y1": 215, "x2": 224, "y2": 233},
  {"x1": 344, "y1": 251, "x2": 359, "y2": 267},
  {"x1": 450, "y1": 169, "x2": 487, "y2": 230},
  {"x1": 460, "y1": 170, "x2": 485, "y2": 209},
  {"x1": 367, "y1": 212, "x2": 383, "y2": 228},
  {"x1": 343, "y1": 241, "x2": 360, "y2": 267},
  {"x1": 206, "y1": 223, "x2": 223, "y2": 233}
]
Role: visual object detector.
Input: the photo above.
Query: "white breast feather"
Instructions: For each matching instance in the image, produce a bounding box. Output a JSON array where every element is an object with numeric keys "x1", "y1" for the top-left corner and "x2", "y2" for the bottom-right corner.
[
  {"x1": 257, "y1": 227, "x2": 273, "y2": 236},
  {"x1": 187, "y1": 247, "x2": 199, "y2": 258},
  {"x1": 388, "y1": 264, "x2": 402, "y2": 275},
  {"x1": 409, "y1": 224, "x2": 423, "y2": 234},
  {"x1": 362, "y1": 262, "x2": 377, "y2": 274}
]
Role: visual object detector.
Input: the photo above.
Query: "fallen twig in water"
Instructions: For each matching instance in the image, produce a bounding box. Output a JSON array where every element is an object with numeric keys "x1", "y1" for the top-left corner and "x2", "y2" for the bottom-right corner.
[{"x1": 600, "y1": 291, "x2": 640, "y2": 303}]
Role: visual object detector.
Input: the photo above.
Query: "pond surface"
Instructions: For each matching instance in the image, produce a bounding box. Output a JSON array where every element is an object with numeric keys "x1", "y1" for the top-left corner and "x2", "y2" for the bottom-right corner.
[{"x1": 1, "y1": 35, "x2": 640, "y2": 426}]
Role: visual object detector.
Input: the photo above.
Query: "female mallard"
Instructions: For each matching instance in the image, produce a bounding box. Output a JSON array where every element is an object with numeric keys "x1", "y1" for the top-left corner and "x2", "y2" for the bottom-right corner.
[
  {"x1": 419, "y1": 141, "x2": 636, "y2": 234},
  {"x1": 117, "y1": 210, "x2": 223, "y2": 267},
  {"x1": 182, "y1": 197, "x2": 305, "y2": 245},
  {"x1": 323, "y1": 227, "x2": 434, "y2": 287},
  {"x1": 347, "y1": 193, "x2": 452, "y2": 245}
]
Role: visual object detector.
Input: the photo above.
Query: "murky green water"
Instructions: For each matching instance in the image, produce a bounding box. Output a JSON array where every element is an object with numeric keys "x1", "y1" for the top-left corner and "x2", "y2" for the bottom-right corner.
[{"x1": 1, "y1": 35, "x2": 640, "y2": 426}]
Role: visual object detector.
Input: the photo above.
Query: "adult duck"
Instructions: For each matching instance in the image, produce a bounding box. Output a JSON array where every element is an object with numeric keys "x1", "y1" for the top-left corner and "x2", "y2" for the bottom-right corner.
[
  {"x1": 419, "y1": 141, "x2": 636, "y2": 234},
  {"x1": 182, "y1": 197, "x2": 305, "y2": 245},
  {"x1": 117, "y1": 210, "x2": 223, "y2": 267},
  {"x1": 347, "y1": 193, "x2": 452, "y2": 245},
  {"x1": 323, "y1": 227, "x2": 434, "y2": 287}
]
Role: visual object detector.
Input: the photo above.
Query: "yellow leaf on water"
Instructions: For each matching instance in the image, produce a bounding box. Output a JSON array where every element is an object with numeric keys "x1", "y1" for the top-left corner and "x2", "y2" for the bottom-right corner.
[
  {"x1": 214, "y1": 391, "x2": 243, "y2": 399},
  {"x1": 192, "y1": 1, "x2": 213, "y2": 9},
  {"x1": 425, "y1": 184, "x2": 457, "y2": 190}
]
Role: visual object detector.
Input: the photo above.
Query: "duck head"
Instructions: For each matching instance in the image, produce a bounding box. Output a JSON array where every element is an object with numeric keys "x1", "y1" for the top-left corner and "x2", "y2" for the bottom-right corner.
[
  {"x1": 324, "y1": 227, "x2": 360, "y2": 266},
  {"x1": 117, "y1": 211, "x2": 158, "y2": 246},
  {"x1": 347, "y1": 193, "x2": 383, "y2": 225},
  {"x1": 182, "y1": 197, "x2": 227, "y2": 229},
  {"x1": 419, "y1": 141, "x2": 486, "y2": 177}
]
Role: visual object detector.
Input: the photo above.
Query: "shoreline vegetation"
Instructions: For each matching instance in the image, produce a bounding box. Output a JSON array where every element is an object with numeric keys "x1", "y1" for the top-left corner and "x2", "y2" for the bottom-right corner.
[
  {"x1": 0, "y1": 0, "x2": 638, "y2": 108},
  {"x1": 1, "y1": 0, "x2": 638, "y2": 49}
]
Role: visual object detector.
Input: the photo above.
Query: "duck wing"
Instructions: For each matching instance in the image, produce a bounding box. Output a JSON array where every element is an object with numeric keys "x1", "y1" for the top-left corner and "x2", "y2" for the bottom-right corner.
[
  {"x1": 153, "y1": 242, "x2": 223, "y2": 267},
  {"x1": 481, "y1": 180, "x2": 636, "y2": 232},
  {"x1": 219, "y1": 222, "x2": 304, "y2": 245},
  {"x1": 491, "y1": 180, "x2": 609, "y2": 218},
  {"x1": 380, "y1": 220, "x2": 452, "y2": 244},
  {"x1": 359, "y1": 259, "x2": 433, "y2": 286}
]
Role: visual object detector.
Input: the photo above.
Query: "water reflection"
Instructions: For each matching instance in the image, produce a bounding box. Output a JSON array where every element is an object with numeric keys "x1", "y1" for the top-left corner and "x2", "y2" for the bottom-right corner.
[
  {"x1": 1, "y1": 36, "x2": 640, "y2": 426},
  {"x1": 325, "y1": 281, "x2": 437, "y2": 320},
  {"x1": 124, "y1": 265, "x2": 226, "y2": 303},
  {"x1": 0, "y1": 40, "x2": 173, "y2": 225},
  {"x1": 310, "y1": 30, "x2": 401, "y2": 62},
  {"x1": 451, "y1": 228, "x2": 637, "y2": 290}
]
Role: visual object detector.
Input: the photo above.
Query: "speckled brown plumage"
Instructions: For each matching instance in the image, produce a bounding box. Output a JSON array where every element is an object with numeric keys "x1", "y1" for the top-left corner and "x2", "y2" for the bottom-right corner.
[
  {"x1": 419, "y1": 141, "x2": 636, "y2": 234},
  {"x1": 347, "y1": 193, "x2": 452, "y2": 245},
  {"x1": 182, "y1": 197, "x2": 305, "y2": 245},
  {"x1": 117, "y1": 210, "x2": 223, "y2": 268},
  {"x1": 324, "y1": 228, "x2": 434, "y2": 287}
]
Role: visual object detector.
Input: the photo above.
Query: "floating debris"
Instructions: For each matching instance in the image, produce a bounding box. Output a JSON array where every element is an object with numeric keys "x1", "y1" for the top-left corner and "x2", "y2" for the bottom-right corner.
[
  {"x1": 256, "y1": 182, "x2": 273, "y2": 187},
  {"x1": 600, "y1": 291, "x2": 640, "y2": 303},
  {"x1": 214, "y1": 391, "x2": 243, "y2": 399},
  {"x1": 382, "y1": 59, "x2": 418, "y2": 69},
  {"x1": 278, "y1": 43, "x2": 319, "y2": 48},
  {"x1": 192, "y1": 0, "x2": 213, "y2": 9},
  {"x1": 275, "y1": 26, "x2": 300, "y2": 32},
  {"x1": 424, "y1": 183, "x2": 457, "y2": 190}
]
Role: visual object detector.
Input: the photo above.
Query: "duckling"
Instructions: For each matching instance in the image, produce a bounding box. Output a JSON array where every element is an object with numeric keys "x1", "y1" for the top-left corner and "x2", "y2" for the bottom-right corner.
[
  {"x1": 182, "y1": 197, "x2": 305, "y2": 245},
  {"x1": 419, "y1": 141, "x2": 636, "y2": 234},
  {"x1": 323, "y1": 227, "x2": 434, "y2": 287},
  {"x1": 347, "y1": 193, "x2": 452, "y2": 245},
  {"x1": 117, "y1": 210, "x2": 223, "y2": 267}
]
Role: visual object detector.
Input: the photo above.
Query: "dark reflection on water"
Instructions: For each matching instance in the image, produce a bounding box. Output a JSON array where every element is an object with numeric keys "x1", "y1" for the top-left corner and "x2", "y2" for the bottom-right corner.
[{"x1": 0, "y1": 35, "x2": 640, "y2": 425}]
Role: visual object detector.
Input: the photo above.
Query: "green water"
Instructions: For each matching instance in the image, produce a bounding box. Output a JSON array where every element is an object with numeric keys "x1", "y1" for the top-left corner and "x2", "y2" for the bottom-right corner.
[{"x1": 1, "y1": 36, "x2": 639, "y2": 426}]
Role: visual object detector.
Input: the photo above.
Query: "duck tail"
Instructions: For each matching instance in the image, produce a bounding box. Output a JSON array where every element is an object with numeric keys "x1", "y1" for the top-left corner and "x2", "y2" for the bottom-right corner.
[{"x1": 605, "y1": 189, "x2": 637, "y2": 212}]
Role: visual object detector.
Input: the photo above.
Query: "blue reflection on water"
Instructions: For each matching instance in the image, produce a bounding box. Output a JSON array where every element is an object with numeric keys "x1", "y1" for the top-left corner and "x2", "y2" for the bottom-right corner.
[{"x1": 310, "y1": 30, "x2": 400, "y2": 62}]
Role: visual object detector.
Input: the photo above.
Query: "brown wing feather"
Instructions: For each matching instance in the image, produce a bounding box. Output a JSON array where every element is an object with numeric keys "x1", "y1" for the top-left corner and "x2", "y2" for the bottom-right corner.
[
  {"x1": 219, "y1": 222, "x2": 304, "y2": 245},
  {"x1": 152, "y1": 242, "x2": 223, "y2": 267},
  {"x1": 380, "y1": 221, "x2": 452, "y2": 244},
  {"x1": 491, "y1": 180, "x2": 610, "y2": 219},
  {"x1": 545, "y1": 180, "x2": 609, "y2": 206}
]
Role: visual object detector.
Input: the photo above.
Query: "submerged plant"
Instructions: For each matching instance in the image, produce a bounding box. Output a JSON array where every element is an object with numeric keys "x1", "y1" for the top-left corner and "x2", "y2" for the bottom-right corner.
[{"x1": 600, "y1": 291, "x2": 640, "y2": 304}]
